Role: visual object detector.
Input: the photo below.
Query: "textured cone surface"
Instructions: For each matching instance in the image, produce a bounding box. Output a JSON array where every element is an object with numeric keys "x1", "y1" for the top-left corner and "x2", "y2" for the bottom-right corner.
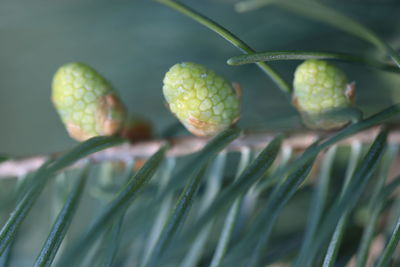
[
  {"x1": 293, "y1": 60, "x2": 353, "y2": 130},
  {"x1": 163, "y1": 62, "x2": 240, "y2": 137},
  {"x1": 52, "y1": 62, "x2": 126, "y2": 141}
]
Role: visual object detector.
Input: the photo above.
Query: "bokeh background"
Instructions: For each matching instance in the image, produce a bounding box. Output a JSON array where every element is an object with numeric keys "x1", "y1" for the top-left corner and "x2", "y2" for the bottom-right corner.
[{"x1": 1, "y1": 0, "x2": 400, "y2": 155}]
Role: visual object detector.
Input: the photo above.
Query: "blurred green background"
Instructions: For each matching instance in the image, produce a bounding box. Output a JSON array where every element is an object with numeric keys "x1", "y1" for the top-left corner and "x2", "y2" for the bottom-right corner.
[{"x1": 1, "y1": 0, "x2": 400, "y2": 155}]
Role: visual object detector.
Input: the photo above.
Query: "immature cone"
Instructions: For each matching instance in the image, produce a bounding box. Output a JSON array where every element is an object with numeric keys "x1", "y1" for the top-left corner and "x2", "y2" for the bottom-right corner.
[
  {"x1": 52, "y1": 62, "x2": 126, "y2": 141},
  {"x1": 163, "y1": 62, "x2": 240, "y2": 137},
  {"x1": 292, "y1": 60, "x2": 355, "y2": 130}
]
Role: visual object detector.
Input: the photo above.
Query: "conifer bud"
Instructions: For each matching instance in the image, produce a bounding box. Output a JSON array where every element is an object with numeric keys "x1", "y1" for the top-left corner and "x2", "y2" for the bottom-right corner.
[
  {"x1": 292, "y1": 60, "x2": 355, "y2": 130},
  {"x1": 52, "y1": 62, "x2": 126, "y2": 141},
  {"x1": 163, "y1": 62, "x2": 240, "y2": 137}
]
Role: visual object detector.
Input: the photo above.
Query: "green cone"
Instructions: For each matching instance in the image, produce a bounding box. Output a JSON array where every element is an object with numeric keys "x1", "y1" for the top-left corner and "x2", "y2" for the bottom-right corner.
[
  {"x1": 293, "y1": 60, "x2": 355, "y2": 130},
  {"x1": 163, "y1": 62, "x2": 240, "y2": 137},
  {"x1": 52, "y1": 62, "x2": 126, "y2": 141}
]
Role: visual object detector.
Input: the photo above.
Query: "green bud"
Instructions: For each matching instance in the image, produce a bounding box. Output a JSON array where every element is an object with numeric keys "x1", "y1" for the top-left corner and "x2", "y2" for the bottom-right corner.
[
  {"x1": 163, "y1": 62, "x2": 240, "y2": 137},
  {"x1": 52, "y1": 62, "x2": 126, "y2": 141},
  {"x1": 293, "y1": 60, "x2": 355, "y2": 130}
]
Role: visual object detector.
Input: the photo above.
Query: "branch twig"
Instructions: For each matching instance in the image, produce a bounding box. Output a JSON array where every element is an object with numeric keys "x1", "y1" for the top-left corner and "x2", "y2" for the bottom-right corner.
[{"x1": 1, "y1": 127, "x2": 400, "y2": 178}]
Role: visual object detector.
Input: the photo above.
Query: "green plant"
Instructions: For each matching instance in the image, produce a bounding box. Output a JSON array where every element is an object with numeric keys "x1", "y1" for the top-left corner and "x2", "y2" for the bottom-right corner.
[
  {"x1": 0, "y1": 0, "x2": 400, "y2": 267},
  {"x1": 292, "y1": 59, "x2": 356, "y2": 130},
  {"x1": 163, "y1": 62, "x2": 240, "y2": 137},
  {"x1": 52, "y1": 62, "x2": 127, "y2": 141}
]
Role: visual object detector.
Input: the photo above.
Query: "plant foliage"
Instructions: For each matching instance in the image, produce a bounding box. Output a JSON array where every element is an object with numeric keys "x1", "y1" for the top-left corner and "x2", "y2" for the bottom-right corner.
[{"x1": 0, "y1": 0, "x2": 399, "y2": 266}]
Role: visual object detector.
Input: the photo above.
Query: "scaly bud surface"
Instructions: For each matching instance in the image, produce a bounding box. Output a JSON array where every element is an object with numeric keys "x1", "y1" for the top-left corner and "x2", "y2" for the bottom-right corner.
[
  {"x1": 163, "y1": 62, "x2": 240, "y2": 137},
  {"x1": 293, "y1": 60, "x2": 355, "y2": 130},
  {"x1": 52, "y1": 62, "x2": 126, "y2": 141}
]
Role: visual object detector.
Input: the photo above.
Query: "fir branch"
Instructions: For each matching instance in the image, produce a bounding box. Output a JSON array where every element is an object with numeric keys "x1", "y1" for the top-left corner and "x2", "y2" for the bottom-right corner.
[{"x1": 2, "y1": 126, "x2": 400, "y2": 178}]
